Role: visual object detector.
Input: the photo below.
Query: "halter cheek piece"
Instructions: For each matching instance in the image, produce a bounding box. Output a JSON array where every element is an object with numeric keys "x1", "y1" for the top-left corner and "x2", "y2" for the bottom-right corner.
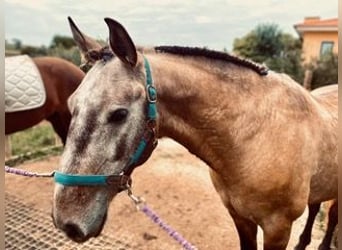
[{"x1": 54, "y1": 56, "x2": 158, "y2": 192}]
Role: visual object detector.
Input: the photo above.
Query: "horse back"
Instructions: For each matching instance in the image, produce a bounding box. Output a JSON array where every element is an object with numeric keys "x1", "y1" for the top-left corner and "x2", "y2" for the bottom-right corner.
[{"x1": 311, "y1": 84, "x2": 338, "y2": 111}]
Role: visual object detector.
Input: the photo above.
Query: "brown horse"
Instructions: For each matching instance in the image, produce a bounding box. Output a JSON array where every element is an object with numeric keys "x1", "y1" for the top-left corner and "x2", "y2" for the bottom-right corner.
[
  {"x1": 5, "y1": 56, "x2": 85, "y2": 144},
  {"x1": 295, "y1": 85, "x2": 339, "y2": 250},
  {"x1": 52, "y1": 18, "x2": 338, "y2": 250}
]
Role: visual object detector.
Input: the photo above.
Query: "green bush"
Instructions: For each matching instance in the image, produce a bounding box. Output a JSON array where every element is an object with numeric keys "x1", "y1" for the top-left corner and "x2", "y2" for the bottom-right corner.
[{"x1": 48, "y1": 45, "x2": 81, "y2": 66}]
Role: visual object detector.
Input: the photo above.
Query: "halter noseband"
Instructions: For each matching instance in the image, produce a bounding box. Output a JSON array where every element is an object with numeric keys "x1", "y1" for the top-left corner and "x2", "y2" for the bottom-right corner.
[{"x1": 54, "y1": 56, "x2": 158, "y2": 191}]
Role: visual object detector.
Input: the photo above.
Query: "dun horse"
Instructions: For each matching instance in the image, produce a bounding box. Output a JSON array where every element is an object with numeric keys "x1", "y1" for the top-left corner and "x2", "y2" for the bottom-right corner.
[
  {"x1": 52, "y1": 18, "x2": 338, "y2": 250},
  {"x1": 5, "y1": 56, "x2": 85, "y2": 144},
  {"x1": 294, "y1": 85, "x2": 338, "y2": 250}
]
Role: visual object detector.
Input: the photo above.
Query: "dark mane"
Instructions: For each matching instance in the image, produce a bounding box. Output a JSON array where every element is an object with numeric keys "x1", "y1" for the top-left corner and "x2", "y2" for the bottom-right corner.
[{"x1": 154, "y1": 46, "x2": 268, "y2": 76}]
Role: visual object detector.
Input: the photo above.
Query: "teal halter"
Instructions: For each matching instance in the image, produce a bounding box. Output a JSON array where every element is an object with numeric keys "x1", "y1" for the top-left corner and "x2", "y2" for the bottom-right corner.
[{"x1": 54, "y1": 56, "x2": 158, "y2": 190}]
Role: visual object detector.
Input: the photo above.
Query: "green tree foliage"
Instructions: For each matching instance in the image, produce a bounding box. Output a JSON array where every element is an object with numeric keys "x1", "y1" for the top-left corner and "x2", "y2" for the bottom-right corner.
[
  {"x1": 310, "y1": 53, "x2": 338, "y2": 89},
  {"x1": 48, "y1": 35, "x2": 81, "y2": 65},
  {"x1": 50, "y1": 35, "x2": 76, "y2": 49},
  {"x1": 233, "y1": 23, "x2": 304, "y2": 83},
  {"x1": 234, "y1": 24, "x2": 283, "y2": 61},
  {"x1": 48, "y1": 44, "x2": 81, "y2": 66},
  {"x1": 8, "y1": 34, "x2": 108, "y2": 66},
  {"x1": 21, "y1": 45, "x2": 48, "y2": 57},
  {"x1": 22, "y1": 35, "x2": 80, "y2": 65}
]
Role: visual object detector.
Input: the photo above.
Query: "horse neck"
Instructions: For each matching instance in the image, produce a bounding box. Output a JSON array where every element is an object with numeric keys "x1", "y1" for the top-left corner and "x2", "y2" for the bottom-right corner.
[{"x1": 148, "y1": 53, "x2": 274, "y2": 169}]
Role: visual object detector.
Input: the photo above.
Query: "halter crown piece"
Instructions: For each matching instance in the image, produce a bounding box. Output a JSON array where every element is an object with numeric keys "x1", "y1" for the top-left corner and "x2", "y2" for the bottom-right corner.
[{"x1": 54, "y1": 56, "x2": 158, "y2": 191}]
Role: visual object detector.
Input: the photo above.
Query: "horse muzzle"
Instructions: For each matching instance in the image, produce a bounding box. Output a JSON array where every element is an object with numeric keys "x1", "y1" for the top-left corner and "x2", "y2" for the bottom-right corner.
[
  {"x1": 52, "y1": 206, "x2": 107, "y2": 243},
  {"x1": 52, "y1": 185, "x2": 110, "y2": 243}
]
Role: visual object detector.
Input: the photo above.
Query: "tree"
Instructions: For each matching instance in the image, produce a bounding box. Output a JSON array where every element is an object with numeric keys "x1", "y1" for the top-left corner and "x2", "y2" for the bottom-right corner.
[
  {"x1": 48, "y1": 44, "x2": 81, "y2": 66},
  {"x1": 21, "y1": 45, "x2": 48, "y2": 57},
  {"x1": 310, "y1": 53, "x2": 338, "y2": 89},
  {"x1": 12, "y1": 38, "x2": 22, "y2": 50},
  {"x1": 233, "y1": 24, "x2": 283, "y2": 61},
  {"x1": 50, "y1": 35, "x2": 76, "y2": 49},
  {"x1": 233, "y1": 23, "x2": 304, "y2": 83}
]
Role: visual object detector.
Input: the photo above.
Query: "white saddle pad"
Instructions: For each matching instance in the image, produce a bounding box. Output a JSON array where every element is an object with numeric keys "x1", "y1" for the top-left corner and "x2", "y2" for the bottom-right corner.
[{"x1": 5, "y1": 55, "x2": 46, "y2": 112}]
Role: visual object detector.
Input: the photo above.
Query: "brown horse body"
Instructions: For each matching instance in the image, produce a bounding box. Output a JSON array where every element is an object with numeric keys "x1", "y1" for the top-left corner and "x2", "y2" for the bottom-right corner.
[
  {"x1": 52, "y1": 18, "x2": 338, "y2": 250},
  {"x1": 295, "y1": 84, "x2": 338, "y2": 250},
  {"x1": 148, "y1": 51, "x2": 338, "y2": 249},
  {"x1": 5, "y1": 57, "x2": 85, "y2": 144}
]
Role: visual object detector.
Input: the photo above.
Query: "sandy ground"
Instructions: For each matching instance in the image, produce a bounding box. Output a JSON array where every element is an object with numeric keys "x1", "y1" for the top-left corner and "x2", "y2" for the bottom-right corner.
[{"x1": 5, "y1": 138, "x2": 329, "y2": 250}]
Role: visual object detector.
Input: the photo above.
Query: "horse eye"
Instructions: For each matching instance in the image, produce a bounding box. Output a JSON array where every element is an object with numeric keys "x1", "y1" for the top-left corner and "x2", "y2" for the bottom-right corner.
[{"x1": 107, "y1": 109, "x2": 129, "y2": 123}]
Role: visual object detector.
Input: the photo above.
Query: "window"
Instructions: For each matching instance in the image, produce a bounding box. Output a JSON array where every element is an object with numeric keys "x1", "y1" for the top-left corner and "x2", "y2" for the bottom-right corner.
[{"x1": 320, "y1": 41, "x2": 334, "y2": 56}]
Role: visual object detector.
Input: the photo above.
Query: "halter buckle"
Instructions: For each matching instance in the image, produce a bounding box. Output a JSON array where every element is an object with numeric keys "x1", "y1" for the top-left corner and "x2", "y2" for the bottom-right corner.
[
  {"x1": 146, "y1": 85, "x2": 157, "y2": 103},
  {"x1": 106, "y1": 174, "x2": 131, "y2": 191}
]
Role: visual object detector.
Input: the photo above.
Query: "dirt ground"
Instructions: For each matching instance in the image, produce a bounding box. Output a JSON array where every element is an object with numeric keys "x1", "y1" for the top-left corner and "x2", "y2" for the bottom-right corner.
[{"x1": 5, "y1": 138, "x2": 328, "y2": 249}]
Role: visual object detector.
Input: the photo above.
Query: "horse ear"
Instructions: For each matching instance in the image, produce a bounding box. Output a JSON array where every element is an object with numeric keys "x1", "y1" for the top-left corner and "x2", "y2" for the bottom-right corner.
[
  {"x1": 104, "y1": 18, "x2": 137, "y2": 67},
  {"x1": 68, "y1": 16, "x2": 102, "y2": 55}
]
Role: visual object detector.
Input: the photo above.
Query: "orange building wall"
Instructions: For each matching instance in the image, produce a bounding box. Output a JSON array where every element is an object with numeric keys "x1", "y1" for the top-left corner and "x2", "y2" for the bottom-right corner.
[{"x1": 301, "y1": 31, "x2": 338, "y2": 64}]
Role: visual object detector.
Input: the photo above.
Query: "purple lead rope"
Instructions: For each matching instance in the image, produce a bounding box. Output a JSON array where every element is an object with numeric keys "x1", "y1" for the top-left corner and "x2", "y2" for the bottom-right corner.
[
  {"x1": 140, "y1": 204, "x2": 197, "y2": 250},
  {"x1": 127, "y1": 188, "x2": 197, "y2": 250},
  {"x1": 5, "y1": 166, "x2": 198, "y2": 249},
  {"x1": 5, "y1": 165, "x2": 54, "y2": 177}
]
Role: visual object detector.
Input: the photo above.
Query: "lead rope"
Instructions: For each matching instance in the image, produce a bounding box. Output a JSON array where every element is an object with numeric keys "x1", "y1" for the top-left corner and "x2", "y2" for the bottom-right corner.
[
  {"x1": 5, "y1": 166, "x2": 198, "y2": 250},
  {"x1": 5, "y1": 165, "x2": 54, "y2": 177},
  {"x1": 127, "y1": 186, "x2": 198, "y2": 250}
]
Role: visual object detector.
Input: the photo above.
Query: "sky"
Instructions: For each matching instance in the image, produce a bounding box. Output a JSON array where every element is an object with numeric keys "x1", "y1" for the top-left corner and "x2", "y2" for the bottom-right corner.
[{"x1": 4, "y1": 0, "x2": 337, "y2": 51}]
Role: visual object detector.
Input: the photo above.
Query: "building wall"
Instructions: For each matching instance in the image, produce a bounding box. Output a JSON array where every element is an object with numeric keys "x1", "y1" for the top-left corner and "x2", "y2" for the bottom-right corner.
[{"x1": 301, "y1": 31, "x2": 338, "y2": 64}]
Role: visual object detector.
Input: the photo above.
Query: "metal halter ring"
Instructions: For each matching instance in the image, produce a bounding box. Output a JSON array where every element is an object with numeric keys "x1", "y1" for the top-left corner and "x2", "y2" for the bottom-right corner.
[{"x1": 126, "y1": 184, "x2": 145, "y2": 209}]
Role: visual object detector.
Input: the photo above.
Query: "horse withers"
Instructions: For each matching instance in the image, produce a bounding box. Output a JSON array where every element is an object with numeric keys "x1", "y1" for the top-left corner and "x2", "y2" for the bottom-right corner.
[
  {"x1": 52, "y1": 17, "x2": 337, "y2": 250},
  {"x1": 5, "y1": 56, "x2": 85, "y2": 144}
]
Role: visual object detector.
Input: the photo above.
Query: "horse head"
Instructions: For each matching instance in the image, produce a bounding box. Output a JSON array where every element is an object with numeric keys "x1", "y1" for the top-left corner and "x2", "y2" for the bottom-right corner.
[{"x1": 52, "y1": 17, "x2": 157, "y2": 242}]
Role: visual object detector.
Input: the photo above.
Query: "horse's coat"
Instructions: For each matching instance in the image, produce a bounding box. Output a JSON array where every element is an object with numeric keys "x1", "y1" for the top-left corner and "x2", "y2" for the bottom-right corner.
[
  {"x1": 294, "y1": 85, "x2": 338, "y2": 250},
  {"x1": 52, "y1": 18, "x2": 338, "y2": 250},
  {"x1": 5, "y1": 56, "x2": 85, "y2": 144}
]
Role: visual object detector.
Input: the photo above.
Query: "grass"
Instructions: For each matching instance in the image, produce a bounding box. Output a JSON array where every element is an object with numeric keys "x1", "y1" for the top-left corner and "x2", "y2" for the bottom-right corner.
[
  {"x1": 10, "y1": 123, "x2": 56, "y2": 155},
  {"x1": 6, "y1": 123, "x2": 63, "y2": 166}
]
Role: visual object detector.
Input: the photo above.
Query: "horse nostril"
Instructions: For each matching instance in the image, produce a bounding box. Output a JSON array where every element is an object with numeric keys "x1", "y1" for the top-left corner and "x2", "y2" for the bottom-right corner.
[{"x1": 64, "y1": 223, "x2": 86, "y2": 242}]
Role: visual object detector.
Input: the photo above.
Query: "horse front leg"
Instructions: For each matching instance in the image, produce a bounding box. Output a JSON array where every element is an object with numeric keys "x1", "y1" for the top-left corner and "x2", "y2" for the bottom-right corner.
[
  {"x1": 209, "y1": 170, "x2": 257, "y2": 249},
  {"x1": 261, "y1": 213, "x2": 293, "y2": 250},
  {"x1": 294, "y1": 203, "x2": 321, "y2": 250},
  {"x1": 228, "y1": 207, "x2": 258, "y2": 250}
]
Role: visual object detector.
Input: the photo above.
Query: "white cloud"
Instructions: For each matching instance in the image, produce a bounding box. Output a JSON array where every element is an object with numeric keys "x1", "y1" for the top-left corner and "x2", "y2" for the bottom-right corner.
[
  {"x1": 195, "y1": 16, "x2": 215, "y2": 24},
  {"x1": 5, "y1": 0, "x2": 48, "y2": 10},
  {"x1": 5, "y1": 0, "x2": 338, "y2": 50}
]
